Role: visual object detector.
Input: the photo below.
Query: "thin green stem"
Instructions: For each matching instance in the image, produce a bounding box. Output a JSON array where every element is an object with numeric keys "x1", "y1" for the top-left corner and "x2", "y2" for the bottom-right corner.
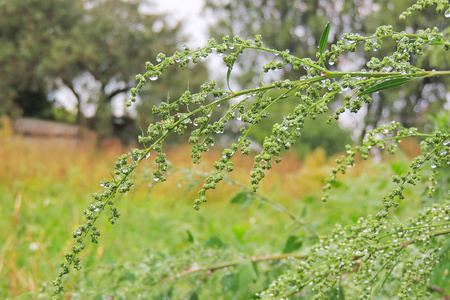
[
  {"x1": 377, "y1": 221, "x2": 450, "y2": 241},
  {"x1": 231, "y1": 43, "x2": 329, "y2": 73}
]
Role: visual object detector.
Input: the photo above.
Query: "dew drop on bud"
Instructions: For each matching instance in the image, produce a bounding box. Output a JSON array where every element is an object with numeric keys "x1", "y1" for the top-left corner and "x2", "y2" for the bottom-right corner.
[{"x1": 150, "y1": 75, "x2": 158, "y2": 81}]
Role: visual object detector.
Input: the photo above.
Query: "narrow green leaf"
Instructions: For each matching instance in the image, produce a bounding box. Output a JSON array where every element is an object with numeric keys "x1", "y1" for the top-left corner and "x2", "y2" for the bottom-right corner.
[
  {"x1": 186, "y1": 229, "x2": 194, "y2": 243},
  {"x1": 318, "y1": 22, "x2": 331, "y2": 55},
  {"x1": 199, "y1": 107, "x2": 213, "y2": 134},
  {"x1": 301, "y1": 206, "x2": 307, "y2": 217},
  {"x1": 359, "y1": 77, "x2": 414, "y2": 96},
  {"x1": 282, "y1": 235, "x2": 303, "y2": 253}
]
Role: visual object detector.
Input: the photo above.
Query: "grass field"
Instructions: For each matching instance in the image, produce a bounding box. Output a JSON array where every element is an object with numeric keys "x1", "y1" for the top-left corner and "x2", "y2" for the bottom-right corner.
[{"x1": 1, "y1": 118, "x2": 448, "y2": 299}]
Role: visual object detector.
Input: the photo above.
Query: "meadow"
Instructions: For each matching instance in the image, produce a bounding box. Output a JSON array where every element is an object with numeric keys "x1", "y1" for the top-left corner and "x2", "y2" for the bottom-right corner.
[{"x1": 0, "y1": 116, "x2": 448, "y2": 299}]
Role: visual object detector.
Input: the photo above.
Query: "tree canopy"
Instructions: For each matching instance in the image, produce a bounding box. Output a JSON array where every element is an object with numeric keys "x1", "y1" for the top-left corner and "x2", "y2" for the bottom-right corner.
[
  {"x1": 204, "y1": 0, "x2": 449, "y2": 138},
  {"x1": 0, "y1": 0, "x2": 208, "y2": 137}
]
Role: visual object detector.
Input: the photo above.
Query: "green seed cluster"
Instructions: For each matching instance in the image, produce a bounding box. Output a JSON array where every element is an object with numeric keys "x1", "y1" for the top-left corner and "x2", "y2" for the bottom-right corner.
[
  {"x1": 259, "y1": 201, "x2": 450, "y2": 299},
  {"x1": 52, "y1": 1, "x2": 449, "y2": 298},
  {"x1": 399, "y1": 0, "x2": 450, "y2": 19}
]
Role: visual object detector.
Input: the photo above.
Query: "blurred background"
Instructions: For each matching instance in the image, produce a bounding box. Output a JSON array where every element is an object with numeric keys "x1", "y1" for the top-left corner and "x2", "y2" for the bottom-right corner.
[{"x1": 0, "y1": 0, "x2": 449, "y2": 298}]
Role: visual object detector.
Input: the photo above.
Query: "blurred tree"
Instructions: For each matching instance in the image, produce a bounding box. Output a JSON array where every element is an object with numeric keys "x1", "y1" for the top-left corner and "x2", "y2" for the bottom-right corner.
[
  {"x1": 42, "y1": 0, "x2": 185, "y2": 127},
  {"x1": 0, "y1": 0, "x2": 82, "y2": 118},
  {"x1": 205, "y1": 0, "x2": 449, "y2": 140},
  {"x1": 0, "y1": 0, "x2": 209, "y2": 139}
]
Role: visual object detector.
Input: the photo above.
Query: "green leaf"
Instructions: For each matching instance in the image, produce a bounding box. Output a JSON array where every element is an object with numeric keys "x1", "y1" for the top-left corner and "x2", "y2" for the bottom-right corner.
[
  {"x1": 221, "y1": 273, "x2": 238, "y2": 293},
  {"x1": 301, "y1": 206, "x2": 307, "y2": 217},
  {"x1": 237, "y1": 260, "x2": 258, "y2": 291},
  {"x1": 318, "y1": 22, "x2": 331, "y2": 55},
  {"x1": 186, "y1": 229, "x2": 194, "y2": 243},
  {"x1": 119, "y1": 269, "x2": 136, "y2": 282},
  {"x1": 204, "y1": 235, "x2": 224, "y2": 248},
  {"x1": 359, "y1": 77, "x2": 414, "y2": 96},
  {"x1": 282, "y1": 235, "x2": 303, "y2": 253},
  {"x1": 230, "y1": 191, "x2": 254, "y2": 208},
  {"x1": 232, "y1": 223, "x2": 249, "y2": 244}
]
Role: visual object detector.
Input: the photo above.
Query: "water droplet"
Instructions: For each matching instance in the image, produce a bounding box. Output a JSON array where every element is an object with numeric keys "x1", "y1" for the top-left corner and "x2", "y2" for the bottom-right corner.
[
  {"x1": 445, "y1": 11, "x2": 450, "y2": 18},
  {"x1": 150, "y1": 75, "x2": 158, "y2": 81},
  {"x1": 29, "y1": 243, "x2": 40, "y2": 251},
  {"x1": 156, "y1": 57, "x2": 162, "y2": 63},
  {"x1": 229, "y1": 45, "x2": 235, "y2": 49},
  {"x1": 329, "y1": 61, "x2": 335, "y2": 65}
]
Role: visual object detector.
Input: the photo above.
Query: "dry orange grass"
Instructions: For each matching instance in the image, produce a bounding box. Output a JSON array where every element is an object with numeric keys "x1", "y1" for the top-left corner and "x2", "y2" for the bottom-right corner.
[{"x1": 0, "y1": 114, "x2": 367, "y2": 212}]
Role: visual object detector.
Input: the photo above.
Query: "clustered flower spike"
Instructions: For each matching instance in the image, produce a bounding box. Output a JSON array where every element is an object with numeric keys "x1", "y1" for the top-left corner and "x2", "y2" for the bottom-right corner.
[{"x1": 52, "y1": 0, "x2": 450, "y2": 297}]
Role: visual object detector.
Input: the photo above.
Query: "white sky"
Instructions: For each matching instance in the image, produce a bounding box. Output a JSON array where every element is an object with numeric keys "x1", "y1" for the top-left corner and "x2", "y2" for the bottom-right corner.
[{"x1": 152, "y1": 0, "x2": 208, "y2": 47}]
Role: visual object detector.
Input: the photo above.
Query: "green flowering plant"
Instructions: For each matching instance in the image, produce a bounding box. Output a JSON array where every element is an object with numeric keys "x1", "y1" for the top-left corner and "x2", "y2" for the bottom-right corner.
[{"x1": 51, "y1": 1, "x2": 449, "y2": 299}]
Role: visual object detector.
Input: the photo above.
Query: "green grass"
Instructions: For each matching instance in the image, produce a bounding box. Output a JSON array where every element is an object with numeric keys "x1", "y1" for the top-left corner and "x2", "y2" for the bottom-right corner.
[{"x1": 1, "y1": 131, "x2": 448, "y2": 299}]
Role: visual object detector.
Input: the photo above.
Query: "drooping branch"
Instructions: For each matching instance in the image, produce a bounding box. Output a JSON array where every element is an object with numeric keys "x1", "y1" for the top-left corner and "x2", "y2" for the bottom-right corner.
[
  {"x1": 105, "y1": 84, "x2": 133, "y2": 102},
  {"x1": 62, "y1": 78, "x2": 83, "y2": 125}
]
